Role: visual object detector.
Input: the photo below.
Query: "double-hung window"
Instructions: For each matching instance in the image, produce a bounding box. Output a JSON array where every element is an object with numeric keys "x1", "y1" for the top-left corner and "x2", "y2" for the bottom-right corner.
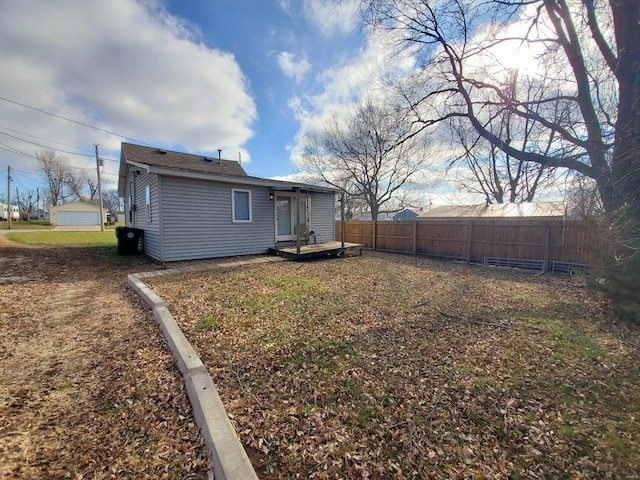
[{"x1": 232, "y1": 189, "x2": 252, "y2": 222}]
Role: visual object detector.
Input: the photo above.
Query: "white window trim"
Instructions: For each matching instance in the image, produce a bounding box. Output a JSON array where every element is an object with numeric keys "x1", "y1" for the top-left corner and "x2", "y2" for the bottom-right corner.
[{"x1": 232, "y1": 188, "x2": 252, "y2": 223}]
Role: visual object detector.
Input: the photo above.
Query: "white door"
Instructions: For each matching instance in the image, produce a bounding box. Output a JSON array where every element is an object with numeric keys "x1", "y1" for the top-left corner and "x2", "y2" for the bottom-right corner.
[
  {"x1": 276, "y1": 196, "x2": 294, "y2": 241},
  {"x1": 275, "y1": 194, "x2": 310, "y2": 242}
]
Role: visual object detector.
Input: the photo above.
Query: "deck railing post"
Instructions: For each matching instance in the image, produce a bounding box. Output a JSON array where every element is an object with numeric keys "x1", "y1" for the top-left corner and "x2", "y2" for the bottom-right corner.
[
  {"x1": 340, "y1": 192, "x2": 345, "y2": 247},
  {"x1": 296, "y1": 188, "x2": 301, "y2": 255}
]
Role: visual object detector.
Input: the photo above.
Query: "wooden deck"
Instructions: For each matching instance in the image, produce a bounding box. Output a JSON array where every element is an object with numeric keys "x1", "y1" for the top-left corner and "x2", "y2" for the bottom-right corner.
[{"x1": 269, "y1": 241, "x2": 364, "y2": 260}]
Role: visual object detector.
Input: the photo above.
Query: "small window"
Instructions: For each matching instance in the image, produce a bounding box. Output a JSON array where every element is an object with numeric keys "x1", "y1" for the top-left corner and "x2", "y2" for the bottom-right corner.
[
  {"x1": 145, "y1": 185, "x2": 152, "y2": 222},
  {"x1": 232, "y1": 189, "x2": 252, "y2": 222}
]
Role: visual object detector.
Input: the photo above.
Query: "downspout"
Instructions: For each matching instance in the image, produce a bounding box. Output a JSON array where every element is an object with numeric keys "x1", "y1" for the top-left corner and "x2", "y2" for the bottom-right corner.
[
  {"x1": 340, "y1": 192, "x2": 345, "y2": 247},
  {"x1": 129, "y1": 167, "x2": 138, "y2": 228},
  {"x1": 296, "y1": 187, "x2": 301, "y2": 255}
]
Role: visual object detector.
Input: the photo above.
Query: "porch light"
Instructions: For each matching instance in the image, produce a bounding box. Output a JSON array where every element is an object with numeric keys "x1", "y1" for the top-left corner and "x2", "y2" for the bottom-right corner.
[{"x1": 269, "y1": 191, "x2": 274, "y2": 201}]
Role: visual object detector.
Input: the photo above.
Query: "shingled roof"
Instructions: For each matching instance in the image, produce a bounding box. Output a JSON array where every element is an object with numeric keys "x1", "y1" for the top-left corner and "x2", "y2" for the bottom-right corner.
[
  {"x1": 121, "y1": 142, "x2": 247, "y2": 177},
  {"x1": 118, "y1": 142, "x2": 339, "y2": 197}
]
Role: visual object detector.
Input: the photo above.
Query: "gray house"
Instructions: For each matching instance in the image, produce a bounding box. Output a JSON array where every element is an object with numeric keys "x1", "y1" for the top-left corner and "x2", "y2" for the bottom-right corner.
[{"x1": 117, "y1": 143, "x2": 338, "y2": 262}]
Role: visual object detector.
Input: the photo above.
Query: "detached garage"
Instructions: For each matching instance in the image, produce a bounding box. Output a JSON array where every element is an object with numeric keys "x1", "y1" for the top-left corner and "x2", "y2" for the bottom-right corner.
[{"x1": 50, "y1": 201, "x2": 107, "y2": 227}]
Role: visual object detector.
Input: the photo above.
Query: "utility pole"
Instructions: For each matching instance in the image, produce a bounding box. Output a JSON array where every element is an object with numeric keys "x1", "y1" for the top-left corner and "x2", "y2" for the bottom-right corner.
[
  {"x1": 95, "y1": 144, "x2": 105, "y2": 231},
  {"x1": 7, "y1": 166, "x2": 11, "y2": 230}
]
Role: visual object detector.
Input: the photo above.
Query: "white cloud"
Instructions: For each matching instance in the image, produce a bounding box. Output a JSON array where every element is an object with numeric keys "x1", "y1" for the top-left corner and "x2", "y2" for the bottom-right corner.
[
  {"x1": 277, "y1": 52, "x2": 312, "y2": 83},
  {"x1": 287, "y1": 29, "x2": 416, "y2": 167},
  {"x1": 278, "y1": 0, "x2": 292, "y2": 15},
  {"x1": 0, "y1": 0, "x2": 256, "y2": 192},
  {"x1": 303, "y1": 0, "x2": 359, "y2": 36}
]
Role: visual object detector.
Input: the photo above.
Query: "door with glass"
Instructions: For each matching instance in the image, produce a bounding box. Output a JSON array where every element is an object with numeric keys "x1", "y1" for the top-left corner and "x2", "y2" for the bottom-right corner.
[
  {"x1": 276, "y1": 195, "x2": 294, "y2": 241},
  {"x1": 275, "y1": 194, "x2": 310, "y2": 242}
]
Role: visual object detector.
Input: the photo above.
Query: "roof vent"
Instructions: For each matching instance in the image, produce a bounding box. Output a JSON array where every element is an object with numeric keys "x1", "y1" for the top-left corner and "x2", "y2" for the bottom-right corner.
[{"x1": 156, "y1": 149, "x2": 167, "y2": 155}]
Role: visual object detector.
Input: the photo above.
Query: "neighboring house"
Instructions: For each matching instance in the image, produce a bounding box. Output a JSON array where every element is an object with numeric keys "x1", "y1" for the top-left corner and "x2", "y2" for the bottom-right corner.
[
  {"x1": 418, "y1": 202, "x2": 568, "y2": 220},
  {"x1": 393, "y1": 209, "x2": 419, "y2": 221},
  {"x1": 49, "y1": 201, "x2": 108, "y2": 227},
  {"x1": 117, "y1": 143, "x2": 339, "y2": 262}
]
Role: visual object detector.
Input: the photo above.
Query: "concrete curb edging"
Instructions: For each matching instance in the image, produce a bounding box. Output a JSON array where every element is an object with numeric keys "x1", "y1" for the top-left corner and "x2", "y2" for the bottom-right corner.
[{"x1": 128, "y1": 268, "x2": 262, "y2": 480}]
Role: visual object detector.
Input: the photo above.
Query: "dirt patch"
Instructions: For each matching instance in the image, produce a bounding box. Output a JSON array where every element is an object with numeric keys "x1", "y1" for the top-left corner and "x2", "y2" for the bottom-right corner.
[{"x1": 0, "y1": 243, "x2": 211, "y2": 479}]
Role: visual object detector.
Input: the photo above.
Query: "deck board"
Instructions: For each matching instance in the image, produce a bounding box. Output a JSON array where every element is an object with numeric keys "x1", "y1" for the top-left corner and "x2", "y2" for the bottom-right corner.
[{"x1": 269, "y1": 241, "x2": 364, "y2": 260}]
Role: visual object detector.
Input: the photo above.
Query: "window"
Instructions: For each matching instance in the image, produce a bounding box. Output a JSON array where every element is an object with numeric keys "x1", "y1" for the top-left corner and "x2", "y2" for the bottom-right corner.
[
  {"x1": 145, "y1": 185, "x2": 152, "y2": 222},
  {"x1": 232, "y1": 189, "x2": 252, "y2": 222}
]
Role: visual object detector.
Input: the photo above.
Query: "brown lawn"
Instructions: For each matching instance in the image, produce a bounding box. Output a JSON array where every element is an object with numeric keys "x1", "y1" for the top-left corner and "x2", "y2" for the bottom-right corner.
[
  {"x1": 0, "y1": 238, "x2": 211, "y2": 479},
  {"x1": 148, "y1": 252, "x2": 640, "y2": 479}
]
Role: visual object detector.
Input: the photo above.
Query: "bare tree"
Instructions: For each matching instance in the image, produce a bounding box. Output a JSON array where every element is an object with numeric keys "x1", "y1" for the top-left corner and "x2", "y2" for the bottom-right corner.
[
  {"x1": 36, "y1": 149, "x2": 101, "y2": 204},
  {"x1": 301, "y1": 97, "x2": 430, "y2": 220},
  {"x1": 565, "y1": 175, "x2": 604, "y2": 219},
  {"x1": 448, "y1": 69, "x2": 563, "y2": 204},
  {"x1": 14, "y1": 190, "x2": 38, "y2": 221},
  {"x1": 360, "y1": 0, "x2": 640, "y2": 318},
  {"x1": 361, "y1": 0, "x2": 638, "y2": 216},
  {"x1": 101, "y1": 190, "x2": 122, "y2": 222},
  {"x1": 66, "y1": 170, "x2": 89, "y2": 201},
  {"x1": 36, "y1": 150, "x2": 71, "y2": 206},
  {"x1": 86, "y1": 176, "x2": 100, "y2": 201}
]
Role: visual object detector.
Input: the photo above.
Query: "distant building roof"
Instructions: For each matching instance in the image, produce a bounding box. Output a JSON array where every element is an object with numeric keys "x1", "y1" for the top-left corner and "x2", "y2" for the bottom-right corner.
[
  {"x1": 350, "y1": 212, "x2": 395, "y2": 221},
  {"x1": 418, "y1": 202, "x2": 567, "y2": 219},
  {"x1": 393, "y1": 209, "x2": 419, "y2": 221}
]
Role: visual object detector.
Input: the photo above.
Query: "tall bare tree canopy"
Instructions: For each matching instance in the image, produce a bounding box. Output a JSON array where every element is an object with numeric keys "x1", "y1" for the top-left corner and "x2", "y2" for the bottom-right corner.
[
  {"x1": 36, "y1": 149, "x2": 101, "y2": 205},
  {"x1": 448, "y1": 69, "x2": 562, "y2": 204},
  {"x1": 36, "y1": 150, "x2": 71, "y2": 206},
  {"x1": 361, "y1": 0, "x2": 639, "y2": 218},
  {"x1": 302, "y1": 97, "x2": 430, "y2": 220}
]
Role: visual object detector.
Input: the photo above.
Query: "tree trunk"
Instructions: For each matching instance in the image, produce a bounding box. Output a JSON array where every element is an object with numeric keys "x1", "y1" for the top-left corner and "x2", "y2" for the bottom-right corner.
[{"x1": 610, "y1": 0, "x2": 640, "y2": 219}]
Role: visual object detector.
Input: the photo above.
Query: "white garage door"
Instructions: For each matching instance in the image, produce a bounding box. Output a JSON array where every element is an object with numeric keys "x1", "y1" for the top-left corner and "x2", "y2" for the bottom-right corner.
[{"x1": 58, "y1": 211, "x2": 100, "y2": 226}]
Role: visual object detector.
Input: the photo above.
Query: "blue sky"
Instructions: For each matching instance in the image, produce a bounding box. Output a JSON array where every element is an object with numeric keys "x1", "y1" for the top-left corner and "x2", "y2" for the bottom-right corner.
[
  {"x1": 1, "y1": 0, "x2": 552, "y2": 209},
  {"x1": 0, "y1": 0, "x2": 374, "y2": 198}
]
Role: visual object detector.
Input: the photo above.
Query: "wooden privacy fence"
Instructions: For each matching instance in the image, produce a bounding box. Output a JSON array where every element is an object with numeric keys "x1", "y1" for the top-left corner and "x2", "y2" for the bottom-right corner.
[{"x1": 335, "y1": 219, "x2": 598, "y2": 273}]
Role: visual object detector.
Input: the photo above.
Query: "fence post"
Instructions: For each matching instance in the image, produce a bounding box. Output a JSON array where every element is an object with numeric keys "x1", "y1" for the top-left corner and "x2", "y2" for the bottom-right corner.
[
  {"x1": 412, "y1": 220, "x2": 417, "y2": 255},
  {"x1": 372, "y1": 221, "x2": 377, "y2": 251},
  {"x1": 466, "y1": 220, "x2": 473, "y2": 263},
  {"x1": 543, "y1": 223, "x2": 550, "y2": 273}
]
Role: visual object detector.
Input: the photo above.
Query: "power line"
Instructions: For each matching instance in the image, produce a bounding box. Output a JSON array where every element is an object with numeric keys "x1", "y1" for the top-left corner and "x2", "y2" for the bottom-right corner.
[
  {"x1": 0, "y1": 125, "x2": 95, "y2": 155},
  {"x1": 0, "y1": 142, "x2": 35, "y2": 158},
  {"x1": 0, "y1": 95, "x2": 152, "y2": 146},
  {"x1": 11, "y1": 167, "x2": 41, "y2": 177},
  {"x1": 0, "y1": 131, "x2": 95, "y2": 158}
]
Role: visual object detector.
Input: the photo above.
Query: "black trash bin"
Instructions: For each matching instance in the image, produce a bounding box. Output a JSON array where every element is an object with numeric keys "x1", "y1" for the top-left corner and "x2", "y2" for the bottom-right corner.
[{"x1": 115, "y1": 227, "x2": 143, "y2": 255}]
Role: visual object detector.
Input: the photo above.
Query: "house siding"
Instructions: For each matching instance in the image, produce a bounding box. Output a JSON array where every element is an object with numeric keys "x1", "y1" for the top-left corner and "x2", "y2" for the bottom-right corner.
[
  {"x1": 123, "y1": 167, "x2": 162, "y2": 259},
  {"x1": 156, "y1": 176, "x2": 276, "y2": 261},
  {"x1": 309, "y1": 192, "x2": 335, "y2": 243}
]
